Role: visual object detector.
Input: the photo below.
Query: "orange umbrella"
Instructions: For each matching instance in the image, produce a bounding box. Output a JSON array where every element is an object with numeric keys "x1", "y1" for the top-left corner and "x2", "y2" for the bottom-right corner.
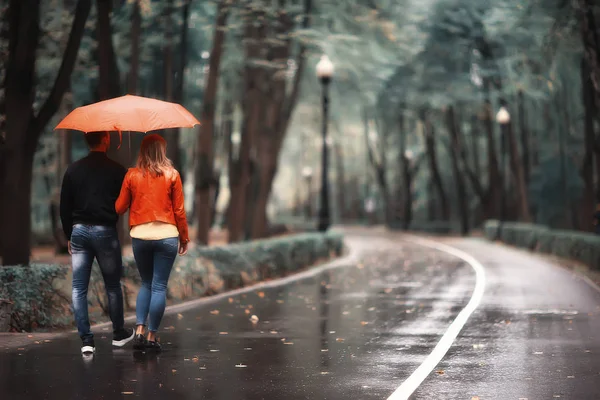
[{"x1": 55, "y1": 94, "x2": 200, "y2": 149}]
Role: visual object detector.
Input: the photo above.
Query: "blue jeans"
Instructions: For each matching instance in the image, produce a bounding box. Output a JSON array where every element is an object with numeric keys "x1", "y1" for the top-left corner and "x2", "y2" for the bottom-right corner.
[
  {"x1": 132, "y1": 237, "x2": 178, "y2": 332},
  {"x1": 70, "y1": 224, "x2": 124, "y2": 340}
]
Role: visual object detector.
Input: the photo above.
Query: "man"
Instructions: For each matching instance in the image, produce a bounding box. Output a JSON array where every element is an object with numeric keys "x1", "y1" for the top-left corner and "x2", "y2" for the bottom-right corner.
[{"x1": 60, "y1": 131, "x2": 134, "y2": 354}]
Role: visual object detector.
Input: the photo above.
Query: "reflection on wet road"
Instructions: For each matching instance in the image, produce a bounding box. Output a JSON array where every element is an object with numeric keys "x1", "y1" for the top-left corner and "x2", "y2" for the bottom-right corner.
[{"x1": 1, "y1": 231, "x2": 599, "y2": 400}]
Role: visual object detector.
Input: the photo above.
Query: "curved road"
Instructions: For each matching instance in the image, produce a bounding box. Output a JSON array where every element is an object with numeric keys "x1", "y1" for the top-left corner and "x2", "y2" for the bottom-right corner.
[{"x1": 0, "y1": 229, "x2": 599, "y2": 399}]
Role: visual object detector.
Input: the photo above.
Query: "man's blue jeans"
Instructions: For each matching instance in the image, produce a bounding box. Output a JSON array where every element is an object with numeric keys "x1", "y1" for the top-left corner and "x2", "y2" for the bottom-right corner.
[
  {"x1": 70, "y1": 224, "x2": 125, "y2": 340},
  {"x1": 132, "y1": 237, "x2": 178, "y2": 332}
]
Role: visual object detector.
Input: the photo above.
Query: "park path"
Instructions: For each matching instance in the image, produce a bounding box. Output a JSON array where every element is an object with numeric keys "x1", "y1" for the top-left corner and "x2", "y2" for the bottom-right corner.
[{"x1": 1, "y1": 229, "x2": 599, "y2": 399}]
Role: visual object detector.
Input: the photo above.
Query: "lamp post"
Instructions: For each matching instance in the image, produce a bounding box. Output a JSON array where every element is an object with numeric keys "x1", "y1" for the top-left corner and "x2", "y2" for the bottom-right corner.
[
  {"x1": 302, "y1": 166, "x2": 313, "y2": 219},
  {"x1": 316, "y1": 55, "x2": 334, "y2": 232},
  {"x1": 496, "y1": 106, "x2": 510, "y2": 223}
]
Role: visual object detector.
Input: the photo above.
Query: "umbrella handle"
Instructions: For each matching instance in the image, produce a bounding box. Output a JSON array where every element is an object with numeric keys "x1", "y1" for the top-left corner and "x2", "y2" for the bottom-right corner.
[
  {"x1": 116, "y1": 129, "x2": 122, "y2": 150},
  {"x1": 128, "y1": 131, "x2": 132, "y2": 166}
]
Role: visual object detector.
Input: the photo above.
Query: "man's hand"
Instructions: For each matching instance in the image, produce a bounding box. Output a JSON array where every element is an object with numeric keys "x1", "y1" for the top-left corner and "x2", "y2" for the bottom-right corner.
[
  {"x1": 178, "y1": 241, "x2": 188, "y2": 256},
  {"x1": 68, "y1": 241, "x2": 72, "y2": 255}
]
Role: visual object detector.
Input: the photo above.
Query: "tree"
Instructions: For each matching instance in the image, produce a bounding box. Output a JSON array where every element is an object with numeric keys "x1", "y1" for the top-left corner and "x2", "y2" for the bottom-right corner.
[
  {"x1": 194, "y1": 0, "x2": 231, "y2": 245},
  {"x1": 0, "y1": 0, "x2": 91, "y2": 265}
]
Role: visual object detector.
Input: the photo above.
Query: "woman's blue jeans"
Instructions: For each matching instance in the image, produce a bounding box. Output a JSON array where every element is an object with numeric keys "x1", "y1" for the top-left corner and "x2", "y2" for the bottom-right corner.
[{"x1": 132, "y1": 237, "x2": 178, "y2": 332}]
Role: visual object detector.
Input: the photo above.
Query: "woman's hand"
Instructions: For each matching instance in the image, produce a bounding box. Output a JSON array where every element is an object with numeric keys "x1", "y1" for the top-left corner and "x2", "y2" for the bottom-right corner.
[{"x1": 179, "y1": 241, "x2": 188, "y2": 256}]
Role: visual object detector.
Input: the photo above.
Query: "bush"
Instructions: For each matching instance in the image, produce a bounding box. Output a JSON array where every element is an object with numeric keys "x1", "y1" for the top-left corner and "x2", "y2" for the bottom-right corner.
[
  {"x1": 0, "y1": 232, "x2": 344, "y2": 331},
  {"x1": 0, "y1": 264, "x2": 69, "y2": 331},
  {"x1": 121, "y1": 231, "x2": 345, "y2": 299},
  {"x1": 483, "y1": 220, "x2": 600, "y2": 270}
]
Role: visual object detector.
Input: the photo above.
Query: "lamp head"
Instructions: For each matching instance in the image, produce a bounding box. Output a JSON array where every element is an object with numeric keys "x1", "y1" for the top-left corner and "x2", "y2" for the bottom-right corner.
[
  {"x1": 496, "y1": 107, "x2": 511, "y2": 125},
  {"x1": 316, "y1": 55, "x2": 334, "y2": 82}
]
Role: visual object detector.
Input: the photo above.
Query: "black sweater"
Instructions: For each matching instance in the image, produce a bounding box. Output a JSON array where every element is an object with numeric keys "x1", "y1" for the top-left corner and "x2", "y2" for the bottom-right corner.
[{"x1": 59, "y1": 151, "x2": 127, "y2": 239}]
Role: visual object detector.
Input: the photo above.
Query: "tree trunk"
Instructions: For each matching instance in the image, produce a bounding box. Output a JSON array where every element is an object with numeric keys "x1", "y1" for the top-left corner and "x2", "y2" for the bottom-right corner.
[
  {"x1": 175, "y1": 0, "x2": 191, "y2": 183},
  {"x1": 249, "y1": 4, "x2": 289, "y2": 239},
  {"x1": 421, "y1": 111, "x2": 450, "y2": 221},
  {"x1": 248, "y1": 0, "x2": 313, "y2": 239},
  {"x1": 581, "y1": 57, "x2": 596, "y2": 231},
  {"x1": 397, "y1": 110, "x2": 412, "y2": 229},
  {"x1": 578, "y1": 0, "x2": 600, "y2": 107},
  {"x1": 505, "y1": 114, "x2": 532, "y2": 222},
  {"x1": 334, "y1": 141, "x2": 346, "y2": 222},
  {"x1": 447, "y1": 106, "x2": 469, "y2": 235},
  {"x1": 483, "y1": 83, "x2": 501, "y2": 218},
  {"x1": 162, "y1": 0, "x2": 180, "y2": 171},
  {"x1": 127, "y1": 0, "x2": 141, "y2": 95},
  {"x1": 96, "y1": 0, "x2": 120, "y2": 100},
  {"x1": 470, "y1": 115, "x2": 481, "y2": 179},
  {"x1": 0, "y1": 0, "x2": 90, "y2": 265},
  {"x1": 517, "y1": 90, "x2": 530, "y2": 184},
  {"x1": 194, "y1": 0, "x2": 230, "y2": 245}
]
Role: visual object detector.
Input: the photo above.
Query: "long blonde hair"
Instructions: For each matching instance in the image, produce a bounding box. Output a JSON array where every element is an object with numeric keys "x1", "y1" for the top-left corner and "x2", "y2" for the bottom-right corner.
[{"x1": 136, "y1": 134, "x2": 173, "y2": 177}]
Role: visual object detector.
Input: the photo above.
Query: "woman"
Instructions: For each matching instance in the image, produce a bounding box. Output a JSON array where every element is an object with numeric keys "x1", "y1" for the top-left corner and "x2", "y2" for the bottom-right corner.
[{"x1": 116, "y1": 134, "x2": 189, "y2": 351}]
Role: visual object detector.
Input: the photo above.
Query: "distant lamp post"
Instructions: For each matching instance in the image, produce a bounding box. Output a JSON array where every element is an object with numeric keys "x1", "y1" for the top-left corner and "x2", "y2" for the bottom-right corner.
[
  {"x1": 316, "y1": 55, "x2": 334, "y2": 232},
  {"x1": 496, "y1": 106, "x2": 510, "y2": 222},
  {"x1": 302, "y1": 166, "x2": 313, "y2": 219}
]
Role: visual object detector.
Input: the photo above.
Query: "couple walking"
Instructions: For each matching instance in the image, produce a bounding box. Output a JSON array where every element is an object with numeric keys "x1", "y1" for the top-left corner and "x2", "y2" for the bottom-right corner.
[{"x1": 60, "y1": 132, "x2": 189, "y2": 354}]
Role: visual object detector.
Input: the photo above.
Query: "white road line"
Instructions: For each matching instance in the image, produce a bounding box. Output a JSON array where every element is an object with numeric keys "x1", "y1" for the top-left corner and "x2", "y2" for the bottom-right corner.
[{"x1": 387, "y1": 236, "x2": 486, "y2": 400}]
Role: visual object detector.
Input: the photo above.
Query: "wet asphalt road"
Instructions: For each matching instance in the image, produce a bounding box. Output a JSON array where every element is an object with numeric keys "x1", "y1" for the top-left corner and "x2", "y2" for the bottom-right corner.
[{"x1": 1, "y1": 231, "x2": 599, "y2": 400}]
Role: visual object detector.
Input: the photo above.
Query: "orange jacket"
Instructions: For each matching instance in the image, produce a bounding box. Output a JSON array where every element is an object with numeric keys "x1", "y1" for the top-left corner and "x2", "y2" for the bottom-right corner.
[{"x1": 115, "y1": 168, "x2": 190, "y2": 243}]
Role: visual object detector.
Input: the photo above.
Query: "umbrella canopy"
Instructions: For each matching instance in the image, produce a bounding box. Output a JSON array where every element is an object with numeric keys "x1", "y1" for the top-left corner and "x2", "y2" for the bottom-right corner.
[{"x1": 55, "y1": 94, "x2": 200, "y2": 133}]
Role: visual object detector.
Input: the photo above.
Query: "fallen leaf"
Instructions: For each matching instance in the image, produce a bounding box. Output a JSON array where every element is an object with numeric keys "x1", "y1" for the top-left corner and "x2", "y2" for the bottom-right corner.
[
  {"x1": 384, "y1": 288, "x2": 393, "y2": 294},
  {"x1": 436, "y1": 370, "x2": 445, "y2": 375},
  {"x1": 195, "y1": 378, "x2": 202, "y2": 381},
  {"x1": 471, "y1": 397, "x2": 480, "y2": 400},
  {"x1": 336, "y1": 338, "x2": 345, "y2": 342},
  {"x1": 228, "y1": 298, "x2": 234, "y2": 303},
  {"x1": 360, "y1": 321, "x2": 369, "y2": 326},
  {"x1": 270, "y1": 330, "x2": 278, "y2": 334},
  {"x1": 172, "y1": 369, "x2": 177, "y2": 374},
  {"x1": 210, "y1": 310, "x2": 220, "y2": 315},
  {"x1": 258, "y1": 291, "x2": 265, "y2": 298},
  {"x1": 192, "y1": 356, "x2": 199, "y2": 363},
  {"x1": 27, "y1": 335, "x2": 33, "y2": 338},
  {"x1": 177, "y1": 313, "x2": 184, "y2": 320},
  {"x1": 121, "y1": 392, "x2": 134, "y2": 395},
  {"x1": 284, "y1": 342, "x2": 294, "y2": 345},
  {"x1": 320, "y1": 371, "x2": 329, "y2": 375},
  {"x1": 219, "y1": 332, "x2": 228, "y2": 335},
  {"x1": 250, "y1": 315, "x2": 259, "y2": 323}
]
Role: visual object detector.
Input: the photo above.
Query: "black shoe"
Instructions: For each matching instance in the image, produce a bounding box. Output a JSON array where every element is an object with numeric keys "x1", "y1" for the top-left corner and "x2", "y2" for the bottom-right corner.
[
  {"x1": 112, "y1": 328, "x2": 135, "y2": 347},
  {"x1": 132, "y1": 334, "x2": 146, "y2": 351},
  {"x1": 81, "y1": 337, "x2": 95, "y2": 354},
  {"x1": 146, "y1": 340, "x2": 162, "y2": 352}
]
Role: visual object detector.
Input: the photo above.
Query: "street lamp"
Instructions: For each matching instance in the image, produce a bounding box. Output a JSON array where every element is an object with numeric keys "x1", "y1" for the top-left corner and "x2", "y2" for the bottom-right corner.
[
  {"x1": 316, "y1": 55, "x2": 334, "y2": 232},
  {"x1": 302, "y1": 166, "x2": 313, "y2": 219},
  {"x1": 496, "y1": 106, "x2": 510, "y2": 223}
]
